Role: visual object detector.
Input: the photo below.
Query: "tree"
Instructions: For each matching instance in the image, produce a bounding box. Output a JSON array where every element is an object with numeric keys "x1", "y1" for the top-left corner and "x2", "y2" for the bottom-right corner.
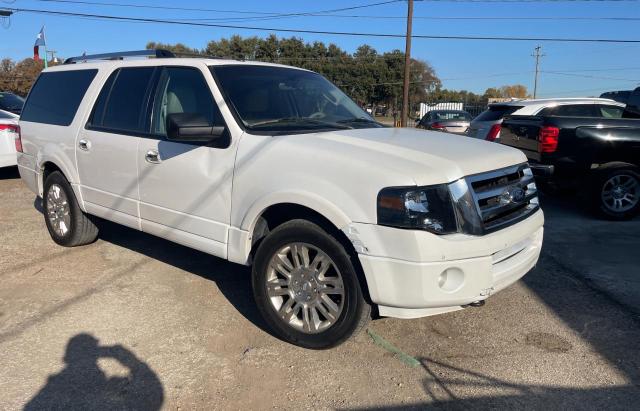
[{"x1": 0, "y1": 58, "x2": 46, "y2": 96}]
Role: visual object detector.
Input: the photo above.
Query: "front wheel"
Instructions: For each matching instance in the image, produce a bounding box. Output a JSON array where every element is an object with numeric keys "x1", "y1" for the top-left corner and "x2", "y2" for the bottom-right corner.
[
  {"x1": 591, "y1": 166, "x2": 640, "y2": 220},
  {"x1": 252, "y1": 220, "x2": 370, "y2": 349}
]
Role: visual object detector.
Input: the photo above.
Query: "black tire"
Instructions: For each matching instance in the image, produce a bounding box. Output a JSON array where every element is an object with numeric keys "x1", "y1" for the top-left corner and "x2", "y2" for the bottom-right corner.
[
  {"x1": 590, "y1": 166, "x2": 640, "y2": 220},
  {"x1": 252, "y1": 219, "x2": 370, "y2": 349},
  {"x1": 43, "y1": 171, "x2": 99, "y2": 246}
]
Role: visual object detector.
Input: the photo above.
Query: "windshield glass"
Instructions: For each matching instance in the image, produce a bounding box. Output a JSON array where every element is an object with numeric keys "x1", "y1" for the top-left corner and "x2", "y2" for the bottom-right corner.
[
  {"x1": 211, "y1": 65, "x2": 381, "y2": 134},
  {"x1": 0, "y1": 93, "x2": 25, "y2": 110},
  {"x1": 430, "y1": 111, "x2": 471, "y2": 121}
]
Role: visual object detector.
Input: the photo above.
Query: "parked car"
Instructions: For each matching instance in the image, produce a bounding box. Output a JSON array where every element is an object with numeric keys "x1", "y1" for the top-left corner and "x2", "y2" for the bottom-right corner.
[
  {"x1": 600, "y1": 90, "x2": 632, "y2": 105},
  {"x1": 0, "y1": 109, "x2": 19, "y2": 168},
  {"x1": 0, "y1": 92, "x2": 25, "y2": 115},
  {"x1": 17, "y1": 50, "x2": 544, "y2": 349},
  {"x1": 468, "y1": 98, "x2": 626, "y2": 142},
  {"x1": 500, "y1": 88, "x2": 640, "y2": 220},
  {"x1": 416, "y1": 110, "x2": 472, "y2": 134}
]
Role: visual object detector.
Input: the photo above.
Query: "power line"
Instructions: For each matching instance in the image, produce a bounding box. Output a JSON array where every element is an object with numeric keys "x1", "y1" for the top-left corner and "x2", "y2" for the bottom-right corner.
[
  {"x1": 542, "y1": 70, "x2": 640, "y2": 82},
  {"x1": 28, "y1": 0, "x2": 403, "y2": 16},
  {"x1": 9, "y1": 7, "x2": 640, "y2": 43}
]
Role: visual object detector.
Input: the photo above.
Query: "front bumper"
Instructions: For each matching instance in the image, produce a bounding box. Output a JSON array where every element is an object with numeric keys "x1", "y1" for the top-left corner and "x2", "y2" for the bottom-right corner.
[{"x1": 348, "y1": 209, "x2": 544, "y2": 319}]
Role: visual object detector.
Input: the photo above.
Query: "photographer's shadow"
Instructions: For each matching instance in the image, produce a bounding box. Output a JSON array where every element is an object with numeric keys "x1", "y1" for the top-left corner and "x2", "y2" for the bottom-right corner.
[{"x1": 25, "y1": 333, "x2": 163, "y2": 411}]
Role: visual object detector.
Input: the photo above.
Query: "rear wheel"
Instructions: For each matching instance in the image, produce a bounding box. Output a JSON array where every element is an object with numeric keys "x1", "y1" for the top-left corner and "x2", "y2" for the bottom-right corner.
[
  {"x1": 43, "y1": 171, "x2": 99, "y2": 246},
  {"x1": 252, "y1": 219, "x2": 370, "y2": 349},
  {"x1": 591, "y1": 166, "x2": 640, "y2": 220}
]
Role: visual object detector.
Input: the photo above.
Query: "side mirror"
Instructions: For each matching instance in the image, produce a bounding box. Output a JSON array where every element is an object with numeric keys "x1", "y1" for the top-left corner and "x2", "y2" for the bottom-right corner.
[{"x1": 166, "y1": 113, "x2": 225, "y2": 143}]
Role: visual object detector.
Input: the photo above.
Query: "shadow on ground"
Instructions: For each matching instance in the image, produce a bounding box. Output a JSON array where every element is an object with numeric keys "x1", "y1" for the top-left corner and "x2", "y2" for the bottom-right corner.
[
  {"x1": 95, "y1": 218, "x2": 270, "y2": 337},
  {"x1": 24, "y1": 333, "x2": 163, "y2": 411}
]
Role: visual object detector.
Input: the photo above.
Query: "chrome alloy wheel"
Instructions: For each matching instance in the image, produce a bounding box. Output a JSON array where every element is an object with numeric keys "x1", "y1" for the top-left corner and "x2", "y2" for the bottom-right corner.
[
  {"x1": 601, "y1": 174, "x2": 639, "y2": 213},
  {"x1": 266, "y1": 243, "x2": 345, "y2": 334},
  {"x1": 46, "y1": 184, "x2": 71, "y2": 237}
]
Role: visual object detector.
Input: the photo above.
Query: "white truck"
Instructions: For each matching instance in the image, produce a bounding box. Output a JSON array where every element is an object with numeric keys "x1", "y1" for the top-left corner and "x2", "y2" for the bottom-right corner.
[{"x1": 16, "y1": 50, "x2": 544, "y2": 349}]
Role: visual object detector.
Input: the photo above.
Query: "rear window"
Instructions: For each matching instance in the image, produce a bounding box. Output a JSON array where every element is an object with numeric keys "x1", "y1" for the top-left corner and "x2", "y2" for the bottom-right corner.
[
  {"x1": 474, "y1": 105, "x2": 523, "y2": 122},
  {"x1": 548, "y1": 104, "x2": 597, "y2": 117},
  {"x1": 0, "y1": 93, "x2": 25, "y2": 111},
  {"x1": 21, "y1": 69, "x2": 97, "y2": 126}
]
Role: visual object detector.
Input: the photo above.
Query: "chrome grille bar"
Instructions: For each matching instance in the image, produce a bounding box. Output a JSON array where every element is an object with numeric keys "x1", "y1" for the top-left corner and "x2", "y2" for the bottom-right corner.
[{"x1": 458, "y1": 163, "x2": 539, "y2": 234}]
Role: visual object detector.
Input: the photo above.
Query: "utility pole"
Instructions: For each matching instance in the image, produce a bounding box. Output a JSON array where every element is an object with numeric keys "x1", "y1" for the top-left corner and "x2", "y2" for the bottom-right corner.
[
  {"x1": 532, "y1": 45, "x2": 544, "y2": 99},
  {"x1": 401, "y1": 0, "x2": 413, "y2": 127}
]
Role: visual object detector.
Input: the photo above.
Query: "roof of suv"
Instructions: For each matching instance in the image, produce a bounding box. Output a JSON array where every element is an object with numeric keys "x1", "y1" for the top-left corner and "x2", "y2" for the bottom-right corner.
[
  {"x1": 43, "y1": 57, "x2": 309, "y2": 73},
  {"x1": 489, "y1": 97, "x2": 626, "y2": 116}
]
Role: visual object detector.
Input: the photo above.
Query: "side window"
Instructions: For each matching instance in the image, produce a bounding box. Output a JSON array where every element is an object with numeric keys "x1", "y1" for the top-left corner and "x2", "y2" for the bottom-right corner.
[
  {"x1": 100, "y1": 67, "x2": 155, "y2": 132},
  {"x1": 598, "y1": 105, "x2": 624, "y2": 119},
  {"x1": 151, "y1": 67, "x2": 223, "y2": 136},
  {"x1": 552, "y1": 104, "x2": 598, "y2": 117},
  {"x1": 88, "y1": 71, "x2": 117, "y2": 127},
  {"x1": 21, "y1": 69, "x2": 97, "y2": 126}
]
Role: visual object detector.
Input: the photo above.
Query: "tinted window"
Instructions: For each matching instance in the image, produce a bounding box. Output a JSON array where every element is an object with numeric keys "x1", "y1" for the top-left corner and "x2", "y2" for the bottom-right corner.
[
  {"x1": 101, "y1": 67, "x2": 155, "y2": 132},
  {"x1": 88, "y1": 71, "x2": 117, "y2": 127},
  {"x1": 21, "y1": 70, "x2": 97, "y2": 126},
  {"x1": 474, "y1": 105, "x2": 523, "y2": 122},
  {"x1": 0, "y1": 93, "x2": 25, "y2": 111},
  {"x1": 598, "y1": 105, "x2": 624, "y2": 118},
  {"x1": 151, "y1": 67, "x2": 223, "y2": 136},
  {"x1": 551, "y1": 104, "x2": 597, "y2": 117}
]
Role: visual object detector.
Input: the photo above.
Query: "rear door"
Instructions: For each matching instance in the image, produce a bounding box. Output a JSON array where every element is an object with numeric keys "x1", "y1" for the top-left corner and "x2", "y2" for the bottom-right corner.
[
  {"x1": 137, "y1": 65, "x2": 235, "y2": 258},
  {"x1": 76, "y1": 67, "x2": 156, "y2": 229}
]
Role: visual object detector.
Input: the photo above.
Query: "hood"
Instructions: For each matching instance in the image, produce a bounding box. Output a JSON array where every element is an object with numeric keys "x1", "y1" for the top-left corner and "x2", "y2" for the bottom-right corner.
[{"x1": 285, "y1": 127, "x2": 527, "y2": 186}]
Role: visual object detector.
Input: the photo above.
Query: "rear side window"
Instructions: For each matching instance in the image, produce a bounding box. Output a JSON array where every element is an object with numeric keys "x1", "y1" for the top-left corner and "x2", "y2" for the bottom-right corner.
[
  {"x1": 598, "y1": 105, "x2": 624, "y2": 118},
  {"x1": 549, "y1": 104, "x2": 597, "y2": 117},
  {"x1": 474, "y1": 105, "x2": 523, "y2": 122},
  {"x1": 91, "y1": 67, "x2": 155, "y2": 132},
  {"x1": 21, "y1": 69, "x2": 97, "y2": 126}
]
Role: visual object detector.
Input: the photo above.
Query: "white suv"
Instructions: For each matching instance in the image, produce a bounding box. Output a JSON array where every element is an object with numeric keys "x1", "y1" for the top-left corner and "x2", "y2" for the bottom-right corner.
[{"x1": 16, "y1": 50, "x2": 544, "y2": 348}]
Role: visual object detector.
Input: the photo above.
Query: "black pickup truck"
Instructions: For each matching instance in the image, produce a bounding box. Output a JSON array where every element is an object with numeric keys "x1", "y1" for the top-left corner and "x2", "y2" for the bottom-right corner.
[{"x1": 500, "y1": 88, "x2": 640, "y2": 220}]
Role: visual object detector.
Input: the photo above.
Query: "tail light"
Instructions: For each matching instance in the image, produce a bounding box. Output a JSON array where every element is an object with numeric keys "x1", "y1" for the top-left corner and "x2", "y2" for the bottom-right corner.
[
  {"x1": 485, "y1": 124, "x2": 501, "y2": 142},
  {"x1": 431, "y1": 122, "x2": 446, "y2": 130},
  {"x1": 538, "y1": 126, "x2": 559, "y2": 153},
  {"x1": 0, "y1": 124, "x2": 22, "y2": 152}
]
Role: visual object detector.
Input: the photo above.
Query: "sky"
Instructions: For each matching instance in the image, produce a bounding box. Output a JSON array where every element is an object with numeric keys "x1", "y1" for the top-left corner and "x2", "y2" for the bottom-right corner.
[{"x1": 1, "y1": 0, "x2": 639, "y2": 97}]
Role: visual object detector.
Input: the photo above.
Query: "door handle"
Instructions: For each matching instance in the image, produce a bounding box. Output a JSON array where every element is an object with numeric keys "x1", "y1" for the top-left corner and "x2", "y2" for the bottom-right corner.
[
  {"x1": 145, "y1": 149, "x2": 161, "y2": 164},
  {"x1": 78, "y1": 139, "x2": 91, "y2": 151}
]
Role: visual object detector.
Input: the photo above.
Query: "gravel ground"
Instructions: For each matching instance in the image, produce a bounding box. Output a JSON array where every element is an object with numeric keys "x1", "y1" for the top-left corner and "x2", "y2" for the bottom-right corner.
[{"x1": 1, "y1": 166, "x2": 639, "y2": 410}]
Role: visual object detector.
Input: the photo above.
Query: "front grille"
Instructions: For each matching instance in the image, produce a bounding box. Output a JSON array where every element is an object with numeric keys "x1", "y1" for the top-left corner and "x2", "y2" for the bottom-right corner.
[{"x1": 465, "y1": 163, "x2": 539, "y2": 233}]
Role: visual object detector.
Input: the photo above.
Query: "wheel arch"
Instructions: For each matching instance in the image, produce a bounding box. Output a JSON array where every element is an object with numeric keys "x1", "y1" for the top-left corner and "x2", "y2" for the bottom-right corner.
[{"x1": 237, "y1": 200, "x2": 373, "y2": 307}]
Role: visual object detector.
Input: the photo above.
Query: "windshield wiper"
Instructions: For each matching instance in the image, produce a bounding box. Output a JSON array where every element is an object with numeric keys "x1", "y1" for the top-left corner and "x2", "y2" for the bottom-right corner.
[
  {"x1": 336, "y1": 117, "x2": 381, "y2": 125},
  {"x1": 248, "y1": 117, "x2": 352, "y2": 130}
]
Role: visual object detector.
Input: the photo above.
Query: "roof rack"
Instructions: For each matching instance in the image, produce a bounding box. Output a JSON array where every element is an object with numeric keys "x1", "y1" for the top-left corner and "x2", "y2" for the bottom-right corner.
[{"x1": 63, "y1": 49, "x2": 175, "y2": 65}]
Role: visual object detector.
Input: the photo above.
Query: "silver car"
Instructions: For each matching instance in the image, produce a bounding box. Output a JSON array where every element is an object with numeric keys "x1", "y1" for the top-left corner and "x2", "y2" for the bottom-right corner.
[{"x1": 416, "y1": 110, "x2": 472, "y2": 135}]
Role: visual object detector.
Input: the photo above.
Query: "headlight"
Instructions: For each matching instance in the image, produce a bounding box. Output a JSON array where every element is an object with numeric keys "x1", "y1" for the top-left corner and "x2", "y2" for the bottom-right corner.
[{"x1": 377, "y1": 185, "x2": 457, "y2": 234}]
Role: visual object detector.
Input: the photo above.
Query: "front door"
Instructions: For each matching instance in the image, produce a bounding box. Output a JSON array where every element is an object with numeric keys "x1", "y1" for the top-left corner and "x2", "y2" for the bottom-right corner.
[
  {"x1": 76, "y1": 67, "x2": 156, "y2": 229},
  {"x1": 137, "y1": 66, "x2": 236, "y2": 258}
]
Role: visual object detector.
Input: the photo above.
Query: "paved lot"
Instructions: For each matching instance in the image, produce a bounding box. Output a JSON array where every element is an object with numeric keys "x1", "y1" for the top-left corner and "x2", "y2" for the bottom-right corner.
[{"x1": 1, "y1": 166, "x2": 639, "y2": 410}]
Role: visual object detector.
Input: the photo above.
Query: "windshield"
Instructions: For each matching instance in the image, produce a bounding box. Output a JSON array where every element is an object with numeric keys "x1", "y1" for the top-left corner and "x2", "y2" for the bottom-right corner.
[
  {"x1": 430, "y1": 111, "x2": 471, "y2": 121},
  {"x1": 0, "y1": 93, "x2": 25, "y2": 110},
  {"x1": 210, "y1": 65, "x2": 382, "y2": 134}
]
